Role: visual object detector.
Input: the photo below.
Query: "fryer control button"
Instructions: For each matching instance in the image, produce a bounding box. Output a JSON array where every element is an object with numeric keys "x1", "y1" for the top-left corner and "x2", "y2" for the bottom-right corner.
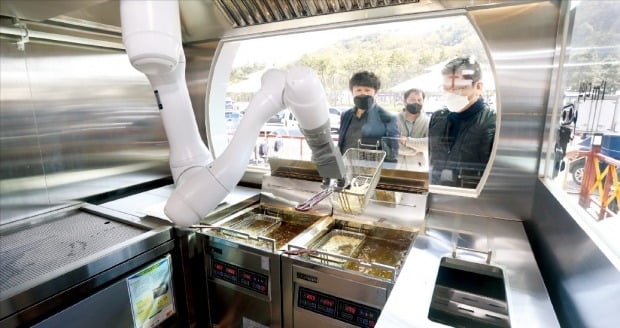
[
  {"x1": 212, "y1": 260, "x2": 269, "y2": 295},
  {"x1": 298, "y1": 287, "x2": 381, "y2": 327}
]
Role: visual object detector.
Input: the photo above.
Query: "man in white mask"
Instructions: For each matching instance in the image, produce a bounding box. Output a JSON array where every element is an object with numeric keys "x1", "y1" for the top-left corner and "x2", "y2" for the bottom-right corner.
[{"x1": 428, "y1": 56, "x2": 496, "y2": 188}]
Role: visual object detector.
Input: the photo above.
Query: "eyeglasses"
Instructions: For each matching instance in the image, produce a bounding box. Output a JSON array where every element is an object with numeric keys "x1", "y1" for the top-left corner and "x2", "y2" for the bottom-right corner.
[
  {"x1": 443, "y1": 86, "x2": 474, "y2": 96},
  {"x1": 442, "y1": 75, "x2": 476, "y2": 95}
]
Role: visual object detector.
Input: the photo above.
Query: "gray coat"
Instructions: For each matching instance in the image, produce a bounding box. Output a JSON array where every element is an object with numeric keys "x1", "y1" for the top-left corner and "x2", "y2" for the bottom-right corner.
[{"x1": 396, "y1": 111, "x2": 429, "y2": 170}]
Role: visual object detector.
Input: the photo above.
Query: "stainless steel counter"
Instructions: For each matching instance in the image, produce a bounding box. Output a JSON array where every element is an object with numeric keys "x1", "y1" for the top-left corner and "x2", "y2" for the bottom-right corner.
[
  {"x1": 0, "y1": 204, "x2": 174, "y2": 326},
  {"x1": 100, "y1": 184, "x2": 260, "y2": 223},
  {"x1": 376, "y1": 210, "x2": 560, "y2": 328},
  {"x1": 1, "y1": 185, "x2": 260, "y2": 326}
]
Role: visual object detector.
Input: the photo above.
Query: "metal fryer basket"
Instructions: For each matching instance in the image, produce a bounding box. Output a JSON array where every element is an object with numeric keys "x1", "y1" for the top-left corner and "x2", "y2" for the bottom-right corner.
[
  {"x1": 332, "y1": 148, "x2": 386, "y2": 214},
  {"x1": 224, "y1": 213, "x2": 281, "y2": 237},
  {"x1": 309, "y1": 229, "x2": 366, "y2": 263}
]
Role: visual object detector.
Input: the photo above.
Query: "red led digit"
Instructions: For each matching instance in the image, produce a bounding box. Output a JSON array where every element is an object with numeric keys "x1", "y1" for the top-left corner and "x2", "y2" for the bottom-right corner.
[
  {"x1": 215, "y1": 264, "x2": 223, "y2": 270},
  {"x1": 305, "y1": 294, "x2": 317, "y2": 301},
  {"x1": 243, "y1": 273, "x2": 251, "y2": 280},
  {"x1": 226, "y1": 268, "x2": 236, "y2": 275},
  {"x1": 345, "y1": 305, "x2": 356, "y2": 314}
]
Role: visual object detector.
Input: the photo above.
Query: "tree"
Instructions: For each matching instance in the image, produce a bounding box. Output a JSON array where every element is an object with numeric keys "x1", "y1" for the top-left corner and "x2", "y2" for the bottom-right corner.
[
  {"x1": 294, "y1": 22, "x2": 490, "y2": 96},
  {"x1": 564, "y1": 1, "x2": 620, "y2": 94},
  {"x1": 229, "y1": 63, "x2": 266, "y2": 84}
]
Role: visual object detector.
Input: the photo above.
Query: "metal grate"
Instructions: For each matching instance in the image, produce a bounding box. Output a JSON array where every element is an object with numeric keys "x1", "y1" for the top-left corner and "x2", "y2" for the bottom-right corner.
[
  {"x1": 333, "y1": 148, "x2": 386, "y2": 214},
  {"x1": 0, "y1": 212, "x2": 145, "y2": 294},
  {"x1": 215, "y1": 0, "x2": 420, "y2": 27}
]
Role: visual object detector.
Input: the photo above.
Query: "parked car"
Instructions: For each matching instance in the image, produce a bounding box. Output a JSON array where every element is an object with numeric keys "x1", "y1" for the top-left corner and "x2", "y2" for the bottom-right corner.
[
  {"x1": 224, "y1": 111, "x2": 243, "y2": 130},
  {"x1": 271, "y1": 126, "x2": 304, "y2": 137},
  {"x1": 568, "y1": 156, "x2": 585, "y2": 184},
  {"x1": 266, "y1": 111, "x2": 286, "y2": 126},
  {"x1": 269, "y1": 107, "x2": 343, "y2": 133},
  {"x1": 565, "y1": 136, "x2": 591, "y2": 185},
  {"x1": 329, "y1": 107, "x2": 342, "y2": 133},
  {"x1": 225, "y1": 97, "x2": 234, "y2": 111},
  {"x1": 235, "y1": 101, "x2": 249, "y2": 112},
  {"x1": 282, "y1": 109, "x2": 298, "y2": 127}
]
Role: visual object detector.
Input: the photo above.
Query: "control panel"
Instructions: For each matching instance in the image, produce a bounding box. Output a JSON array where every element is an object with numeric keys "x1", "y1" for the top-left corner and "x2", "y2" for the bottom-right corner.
[
  {"x1": 297, "y1": 286, "x2": 380, "y2": 328},
  {"x1": 211, "y1": 259, "x2": 268, "y2": 295}
]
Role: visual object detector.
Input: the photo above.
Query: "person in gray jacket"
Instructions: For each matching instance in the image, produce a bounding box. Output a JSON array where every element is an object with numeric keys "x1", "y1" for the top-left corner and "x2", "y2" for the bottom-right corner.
[{"x1": 396, "y1": 88, "x2": 429, "y2": 170}]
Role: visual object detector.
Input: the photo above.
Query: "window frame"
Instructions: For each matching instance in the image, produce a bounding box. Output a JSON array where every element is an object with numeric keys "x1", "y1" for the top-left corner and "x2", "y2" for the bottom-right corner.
[
  {"x1": 539, "y1": 0, "x2": 620, "y2": 269},
  {"x1": 205, "y1": 7, "x2": 500, "y2": 195}
]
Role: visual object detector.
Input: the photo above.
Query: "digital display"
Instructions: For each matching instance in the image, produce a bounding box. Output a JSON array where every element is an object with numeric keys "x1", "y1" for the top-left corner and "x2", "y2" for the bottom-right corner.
[
  {"x1": 212, "y1": 260, "x2": 268, "y2": 295},
  {"x1": 320, "y1": 298, "x2": 334, "y2": 307},
  {"x1": 344, "y1": 305, "x2": 357, "y2": 314},
  {"x1": 297, "y1": 286, "x2": 380, "y2": 328}
]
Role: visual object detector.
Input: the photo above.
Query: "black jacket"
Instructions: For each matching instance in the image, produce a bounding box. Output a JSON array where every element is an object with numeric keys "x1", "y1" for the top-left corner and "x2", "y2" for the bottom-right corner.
[
  {"x1": 338, "y1": 104, "x2": 400, "y2": 161},
  {"x1": 428, "y1": 98, "x2": 495, "y2": 188}
]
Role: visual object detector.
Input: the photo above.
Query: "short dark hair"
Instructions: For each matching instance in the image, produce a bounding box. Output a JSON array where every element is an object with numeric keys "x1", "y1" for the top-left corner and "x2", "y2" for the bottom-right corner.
[
  {"x1": 403, "y1": 88, "x2": 425, "y2": 101},
  {"x1": 349, "y1": 71, "x2": 381, "y2": 91},
  {"x1": 441, "y1": 56, "x2": 482, "y2": 83}
]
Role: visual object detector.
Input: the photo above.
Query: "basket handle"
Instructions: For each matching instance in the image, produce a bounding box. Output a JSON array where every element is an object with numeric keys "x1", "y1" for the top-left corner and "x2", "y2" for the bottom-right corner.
[
  {"x1": 357, "y1": 139, "x2": 380, "y2": 150},
  {"x1": 295, "y1": 188, "x2": 333, "y2": 212}
]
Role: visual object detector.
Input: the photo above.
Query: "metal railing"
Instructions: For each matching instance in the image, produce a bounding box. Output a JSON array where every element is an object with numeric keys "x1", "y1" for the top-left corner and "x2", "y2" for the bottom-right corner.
[
  {"x1": 238, "y1": 131, "x2": 340, "y2": 164},
  {"x1": 579, "y1": 149, "x2": 619, "y2": 220}
]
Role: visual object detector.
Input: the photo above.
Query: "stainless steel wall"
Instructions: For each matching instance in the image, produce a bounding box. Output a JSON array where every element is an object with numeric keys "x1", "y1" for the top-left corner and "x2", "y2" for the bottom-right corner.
[
  {"x1": 530, "y1": 180, "x2": 620, "y2": 328},
  {"x1": 0, "y1": 26, "x2": 170, "y2": 224},
  {"x1": 185, "y1": 41, "x2": 219, "y2": 143},
  {"x1": 428, "y1": 2, "x2": 561, "y2": 220}
]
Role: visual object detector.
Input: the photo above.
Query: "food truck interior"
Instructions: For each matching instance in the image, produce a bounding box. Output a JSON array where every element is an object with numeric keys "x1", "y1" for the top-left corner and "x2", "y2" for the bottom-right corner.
[{"x1": 1, "y1": 0, "x2": 619, "y2": 327}]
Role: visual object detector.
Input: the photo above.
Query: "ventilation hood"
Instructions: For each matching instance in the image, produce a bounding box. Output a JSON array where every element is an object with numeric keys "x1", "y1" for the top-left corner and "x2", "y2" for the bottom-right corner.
[
  {"x1": 0, "y1": 0, "x2": 511, "y2": 43},
  {"x1": 213, "y1": 0, "x2": 421, "y2": 27}
]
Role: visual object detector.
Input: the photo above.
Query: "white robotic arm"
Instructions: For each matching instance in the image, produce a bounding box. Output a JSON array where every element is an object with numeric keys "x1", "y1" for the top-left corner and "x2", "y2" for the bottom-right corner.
[
  {"x1": 120, "y1": 0, "x2": 211, "y2": 184},
  {"x1": 120, "y1": 0, "x2": 345, "y2": 227}
]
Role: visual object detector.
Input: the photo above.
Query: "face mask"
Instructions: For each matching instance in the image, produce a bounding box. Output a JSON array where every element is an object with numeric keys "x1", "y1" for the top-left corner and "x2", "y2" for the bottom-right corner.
[
  {"x1": 443, "y1": 92, "x2": 470, "y2": 112},
  {"x1": 354, "y1": 95, "x2": 374, "y2": 110},
  {"x1": 405, "y1": 103, "x2": 422, "y2": 114}
]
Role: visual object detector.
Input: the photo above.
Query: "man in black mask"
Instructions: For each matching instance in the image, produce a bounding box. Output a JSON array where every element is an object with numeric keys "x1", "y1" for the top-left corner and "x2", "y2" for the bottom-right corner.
[
  {"x1": 337, "y1": 71, "x2": 399, "y2": 162},
  {"x1": 396, "y1": 88, "x2": 429, "y2": 170}
]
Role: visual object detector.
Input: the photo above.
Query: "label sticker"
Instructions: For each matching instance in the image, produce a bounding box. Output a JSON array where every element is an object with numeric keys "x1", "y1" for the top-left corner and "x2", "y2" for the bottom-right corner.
[
  {"x1": 127, "y1": 255, "x2": 176, "y2": 328},
  {"x1": 261, "y1": 255, "x2": 269, "y2": 271},
  {"x1": 154, "y1": 90, "x2": 163, "y2": 110},
  {"x1": 297, "y1": 272, "x2": 318, "y2": 284}
]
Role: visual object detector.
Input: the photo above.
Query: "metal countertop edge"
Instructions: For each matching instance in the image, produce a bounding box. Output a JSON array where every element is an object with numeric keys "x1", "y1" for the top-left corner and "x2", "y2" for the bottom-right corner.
[{"x1": 376, "y1": 211, "x2": 560, "y2": 328}]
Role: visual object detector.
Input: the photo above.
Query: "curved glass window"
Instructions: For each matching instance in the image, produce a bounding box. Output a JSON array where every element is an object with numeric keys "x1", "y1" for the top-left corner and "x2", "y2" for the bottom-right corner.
[
  {"x1": 207, "y1": 13, "x2": 497, "y2": 194},
  {"x1": 544, "y1": 0, "x2": 620, "y2": 261}
]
